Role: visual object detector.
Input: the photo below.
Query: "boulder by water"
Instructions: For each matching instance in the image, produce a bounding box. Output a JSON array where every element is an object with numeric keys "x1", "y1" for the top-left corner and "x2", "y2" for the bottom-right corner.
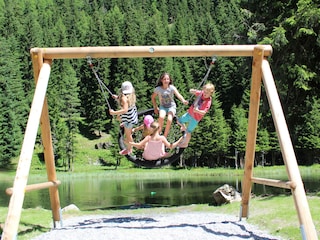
[
  {"x1": 62, "y1": 204, "x2": 80, "y2": 212},
  {"x1": 212, "y1": 184, "x2": 242, "y2": 206}
]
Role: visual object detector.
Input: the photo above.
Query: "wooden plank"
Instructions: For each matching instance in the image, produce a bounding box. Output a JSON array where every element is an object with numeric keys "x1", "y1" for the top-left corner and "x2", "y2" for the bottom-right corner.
[
  {"x1": 262, "y1": 59, "x2": 318, "y2": 240},
  {"x1": 251, "y1": 177, "x2": 295, "y2": 189},
  {"x1": 6, "y1": 181, "x2": 61, "y2": 195},
  {"x1": 241, "y1": 46, "x2": 264, "y2": 218},
  {"x1": 1, "y1": 59, "x2": 51, "y2": 240},
  {"x1": 30, "y1": 45, "x2": 273, "y2": 59}
]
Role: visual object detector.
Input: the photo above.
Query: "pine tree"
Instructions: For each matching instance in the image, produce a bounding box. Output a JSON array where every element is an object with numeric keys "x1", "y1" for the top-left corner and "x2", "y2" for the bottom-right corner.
[
  {"x1": 79, "y1": 59, "x2": 111, "y2": 134},
  {"x1": 230, "y1": 104, "x2": 248, "y2": 168},
  {"x1": 113, "y1": 7, "x2": 149, "y2": 111},
  {"x1": 244, "y1": 0, "x2": 320, "y2": 157},
  {"x1": 3, "y1": 0, "x2": 311, "y2": 168},
  {"x1": 296, "y1": 97, "x2": 320, "y2": 165},
  {"x1": 143, "y1": 2, "x2": 168, "y2": 83},
  {"x1": 0, "y1": 37, "x2": 25, "y2": 168},
  {"x1": 48, "y1": 60, "x2": 81, "y2": 170}
]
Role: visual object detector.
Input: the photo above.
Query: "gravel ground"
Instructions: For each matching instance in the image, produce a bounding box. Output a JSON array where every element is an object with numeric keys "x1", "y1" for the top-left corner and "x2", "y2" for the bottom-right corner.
[{"x1": 33, "y1": 211, "x2": 283, "y2": 240}]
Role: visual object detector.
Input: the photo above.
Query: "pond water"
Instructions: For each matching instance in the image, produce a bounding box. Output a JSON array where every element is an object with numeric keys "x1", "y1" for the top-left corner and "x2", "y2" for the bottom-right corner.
[{"x1": 1, "y1": 173, "x2": 319, "y2": 210}]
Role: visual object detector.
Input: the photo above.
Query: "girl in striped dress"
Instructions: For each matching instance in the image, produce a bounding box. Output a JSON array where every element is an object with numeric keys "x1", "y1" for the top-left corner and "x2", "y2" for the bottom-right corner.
[{"x1": 109, "y1": 81, "x2": 138, "y2": 155}]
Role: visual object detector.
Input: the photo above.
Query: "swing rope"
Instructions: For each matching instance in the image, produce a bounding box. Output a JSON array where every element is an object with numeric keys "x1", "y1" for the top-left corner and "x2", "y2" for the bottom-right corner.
[
  {"x1": 196, "y1": 56, "x2": 216, "y2": 91},
  {"x1": 191, "y1": 56, "x2": 217, "y2": 107},
  {"x1": 184, "y1": 55, "x2": 217, "y2": 107},
  {"x1": 86, "y1": 56, "x2": 115, "y2": 109}
]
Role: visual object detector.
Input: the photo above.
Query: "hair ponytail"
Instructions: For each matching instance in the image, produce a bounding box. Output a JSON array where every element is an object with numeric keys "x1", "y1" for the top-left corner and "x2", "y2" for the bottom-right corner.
[{"x1": 150, "y1": 121, "x2": 160, "y2": 136}]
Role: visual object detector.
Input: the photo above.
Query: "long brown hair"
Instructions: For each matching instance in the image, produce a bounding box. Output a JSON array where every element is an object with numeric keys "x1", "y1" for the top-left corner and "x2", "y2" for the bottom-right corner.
[{"x1": 156, "y1": 72, "x2": 172, "y2": 87}]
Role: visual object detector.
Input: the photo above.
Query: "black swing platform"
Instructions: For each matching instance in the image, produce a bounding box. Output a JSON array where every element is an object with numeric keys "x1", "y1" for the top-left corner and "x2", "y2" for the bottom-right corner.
[{"x1": 118, "y1": 108, "x2": 185, "y2": 168}]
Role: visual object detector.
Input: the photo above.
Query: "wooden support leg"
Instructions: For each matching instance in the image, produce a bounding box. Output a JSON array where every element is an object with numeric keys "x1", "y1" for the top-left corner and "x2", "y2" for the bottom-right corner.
[
  {"x1": 240, "y1": 46, "x2": 264, "y2": 219},
  {"x1": 41, "y1": 94, "x2": 62, "y2": 225},
  {"x1": 262, "y1": 59, "x2": 318, "y2": 240},
  {"x1": 1, "y1": 60, "x2": 52, "y2": 240}
]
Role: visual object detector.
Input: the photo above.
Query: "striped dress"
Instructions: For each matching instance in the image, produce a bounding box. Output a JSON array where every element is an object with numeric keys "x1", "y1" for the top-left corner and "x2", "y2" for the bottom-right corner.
[{"x1": 121, "y1": 105, "x2": 138, "y2": 126}]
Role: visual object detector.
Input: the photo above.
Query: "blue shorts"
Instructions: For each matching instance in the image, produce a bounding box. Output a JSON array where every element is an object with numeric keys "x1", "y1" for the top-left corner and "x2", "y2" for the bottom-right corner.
[
  {"x1": 122, "y1": 122, "x2": 135, "y2": 129},
  {"x1": 178, "y1": 112, "x2": 199, "y2": 133},
  {"x1": 160, "y1": 105, "x2": 176, "y2": 116}
]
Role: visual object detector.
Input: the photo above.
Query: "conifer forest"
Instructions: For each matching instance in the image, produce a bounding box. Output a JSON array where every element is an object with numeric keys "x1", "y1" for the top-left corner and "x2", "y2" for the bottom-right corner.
[{"x1": 0, "y1": 0, "x2": 320, "y2": 169}]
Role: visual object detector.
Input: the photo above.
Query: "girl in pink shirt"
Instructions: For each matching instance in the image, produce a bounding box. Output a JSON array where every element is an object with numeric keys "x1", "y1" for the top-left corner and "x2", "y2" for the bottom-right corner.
[{"x1": 128, "y1": 121, "x2": 183, "y2": 160}]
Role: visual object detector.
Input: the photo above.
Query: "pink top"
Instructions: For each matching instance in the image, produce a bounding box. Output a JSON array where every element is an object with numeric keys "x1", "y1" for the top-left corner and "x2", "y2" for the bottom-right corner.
[
  {"x1": 188, "y1": 90, "x2": 212, "y2": 121},
  {"x1": 143, "y1": 138, "x2": 167, "y2": 160}
]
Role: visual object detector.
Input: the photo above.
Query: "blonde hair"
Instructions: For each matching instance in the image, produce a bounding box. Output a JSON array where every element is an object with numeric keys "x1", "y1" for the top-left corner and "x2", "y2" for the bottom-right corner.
[
  {"x1": 119, "y1": 91, "x2": 136, "y2": 107},
  {"x1": 203, "y1": 82, "x2": 215, "y2": 94},
  {"x1": 142, "y1": 127, "x2": 153, "y2": 137},
  {"x1": 150, "y1": 121, "x2": 160, "y2": 136}
]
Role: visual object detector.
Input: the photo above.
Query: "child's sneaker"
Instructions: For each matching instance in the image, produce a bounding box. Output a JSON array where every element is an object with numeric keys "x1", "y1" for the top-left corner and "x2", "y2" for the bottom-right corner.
[{"x1": 119, "y1": 149, "x2": 129, "y2": 155}]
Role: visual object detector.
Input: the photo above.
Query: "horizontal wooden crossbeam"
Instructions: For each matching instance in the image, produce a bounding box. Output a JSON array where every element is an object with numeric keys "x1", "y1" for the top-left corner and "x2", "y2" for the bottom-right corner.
[
  {"x1": 251, "y1": 177, "x2": 296, "y2": 190},
  {"x1": 30, "y1": 45, "x2": 273, "y2": 60},
  {"x1": 6, "y1": 180, "x2": 61, "y2": 196}
]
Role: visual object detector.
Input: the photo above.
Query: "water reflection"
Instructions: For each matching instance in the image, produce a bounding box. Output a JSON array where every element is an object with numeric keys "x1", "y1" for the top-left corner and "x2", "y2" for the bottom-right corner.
[{"x1": 1, "y1": 174, "x2": 319, "y2": 210}]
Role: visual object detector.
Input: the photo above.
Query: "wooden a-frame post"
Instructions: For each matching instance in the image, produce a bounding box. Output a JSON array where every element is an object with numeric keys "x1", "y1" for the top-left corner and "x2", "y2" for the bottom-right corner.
[
  {"x1": 1, "y1": 45, "x2": 317, "y2": 240},
  {"x1": 241, "y1": 46, "x2": 264, "y2": 219},
  {"x1": 2, "y1": 52, "x2": 61, "y2": 240},
  {"x1": 30, "y1": 49, "x2": 61, "y2": 228},
  {"x1": 241, "y1": 46, "x2": 317, "y2": 239}
]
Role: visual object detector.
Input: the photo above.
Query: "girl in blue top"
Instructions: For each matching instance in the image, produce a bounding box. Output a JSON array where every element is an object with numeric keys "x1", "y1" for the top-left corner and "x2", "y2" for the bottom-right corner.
[{"x1": 151, "y1": 72, "x2": 188, "y2": 137}]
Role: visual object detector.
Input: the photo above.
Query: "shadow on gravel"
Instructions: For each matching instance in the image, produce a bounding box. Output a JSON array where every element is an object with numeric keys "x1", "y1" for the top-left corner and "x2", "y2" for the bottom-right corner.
[
  {"x1": 58, "y1": 216, "x2": 279, "y2": 240},
  {"x1": 69, "y1": 217, "x2": 157, "y2": 227}
]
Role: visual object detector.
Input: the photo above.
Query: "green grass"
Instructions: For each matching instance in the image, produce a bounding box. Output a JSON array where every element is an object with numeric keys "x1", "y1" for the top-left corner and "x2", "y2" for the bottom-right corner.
[
  {"x1": 73, "y1": 132, "x2": 115, "y2": 165},
  {"x1": 28, "y1": 132, "x2": 122, "y2": 171},
  {"x1": 215, "y1": 195, "x2": 320, "y2": 239}
]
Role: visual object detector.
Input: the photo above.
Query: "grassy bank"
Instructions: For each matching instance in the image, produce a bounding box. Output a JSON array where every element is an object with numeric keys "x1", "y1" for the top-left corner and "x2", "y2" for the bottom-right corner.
[{"x1": 0, "y1": 195, "x2": 319, "y2": 240}]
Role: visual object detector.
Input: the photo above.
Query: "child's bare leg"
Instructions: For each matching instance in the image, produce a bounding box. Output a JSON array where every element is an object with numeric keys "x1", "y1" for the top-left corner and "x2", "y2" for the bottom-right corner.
[
  {"x1": 124, "y1": 127, "x2": 133, "y2": 152},
  {"x1": 164, "y1": 112, "x2": 173, "y2": 137},
  {"x1": 179, "y1": 132, "x2": 191, "y2": 148},
  {"x1": 176, "y1": 120, "x2": 186, "y2": 132},
  {"x1": 158, "y1": 110, "x2": 166, "y2": 134}
]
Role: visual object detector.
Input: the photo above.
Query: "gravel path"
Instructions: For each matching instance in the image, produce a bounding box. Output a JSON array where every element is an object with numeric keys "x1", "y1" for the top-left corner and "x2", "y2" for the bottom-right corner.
[{"x1": 33, "y1": 211, "x2": 283, "y2": 240}]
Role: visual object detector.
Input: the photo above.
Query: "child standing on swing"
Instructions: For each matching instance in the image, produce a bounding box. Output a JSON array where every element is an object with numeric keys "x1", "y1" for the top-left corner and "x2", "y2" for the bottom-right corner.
[
  {"x1": 109, "y1": 81, "x2": 138, "y2": 155},
  {"x1": 177, "y1": 82, "x2": 215, "y2": 148},
  {"x1": 151, "y1": 72, "x2": 188, "y2": 138}
]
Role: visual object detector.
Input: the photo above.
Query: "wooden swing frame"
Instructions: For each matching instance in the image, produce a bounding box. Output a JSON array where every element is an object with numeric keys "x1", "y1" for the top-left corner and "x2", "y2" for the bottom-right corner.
[{"x1": 1, "y1": 45, "x2": 317, "y2": 240}]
